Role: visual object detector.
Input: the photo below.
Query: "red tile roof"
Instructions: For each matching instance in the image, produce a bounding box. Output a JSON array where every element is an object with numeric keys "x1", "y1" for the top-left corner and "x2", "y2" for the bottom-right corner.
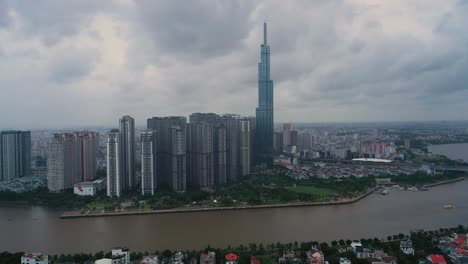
[
  {"x1": 226, "y1": 253, "x2": 238, "y2": 261},
  {"x1": 429, "y1": 254, "x2": 446, "y2": 264}
]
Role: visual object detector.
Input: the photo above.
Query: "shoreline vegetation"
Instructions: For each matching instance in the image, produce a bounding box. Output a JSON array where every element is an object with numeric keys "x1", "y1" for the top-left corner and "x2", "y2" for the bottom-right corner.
[
  {"x1": 1, "y1": 225, "x2": 467, "y2": 264},
  {"x1": 60, "y1": 176, "x2": 465, "y2": 219},
  {"x1": 0, "y1": 169, "x2": 465, "y2": 216}
]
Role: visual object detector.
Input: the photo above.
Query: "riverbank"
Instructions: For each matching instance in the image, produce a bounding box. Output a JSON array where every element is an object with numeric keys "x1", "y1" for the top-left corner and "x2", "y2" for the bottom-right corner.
[
  {"x1": 423, "y1": 177, "x2": 465, "y2": 188},
  {"x1": 61, "y1": 189, "x2": 374, "y2": 218}
]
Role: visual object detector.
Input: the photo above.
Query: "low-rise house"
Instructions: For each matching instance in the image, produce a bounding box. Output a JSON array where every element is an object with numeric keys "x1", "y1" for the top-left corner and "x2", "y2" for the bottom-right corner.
[
  {"x1": 251, "y1": 256, "x2": 261, "y2": 264},
  {"x1": 279, "y1": 249, "x2": 302, "y2": 264},
  {"x1": 200, "y1": 252, "x2": 216, "y2": 264},
  {"x1": 74, "y1": 179, "x2": 105, "y2": 196},
  {"x1": 112, "y1": 248, "x2": 130, "y2": 264},
  {"x1": 306, "y1": 247, "x2": 325, "y2": 264},
  {"x1": 427, "y1": 255, "x2": 447, "y2": 264},
  {"x1": 400, "y1": 240, "x2": 415, "y2": 255},
  {"x1": 21, "y1": 253, "x2": 49, "y2": 264},
  {"x1": 171, "y1": 252, "x2": 184, "y2": 264},
  {"x1": 355, "y1": 246, "x2": 375, "y2": 259},
  {"x1": 339, "y1": 258, "x2": 351, "y2": 264},
  {"x1": 141, "y1": 255, "x2": 159, "y2": 264},
  {"x1": 225, "y1": 253, "x2": 238, "y2": 264}
]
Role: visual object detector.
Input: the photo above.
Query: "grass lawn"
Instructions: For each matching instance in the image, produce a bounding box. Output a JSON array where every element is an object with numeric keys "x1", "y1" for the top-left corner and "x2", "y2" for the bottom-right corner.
[{"x1": 285, "y1": 186, "x2": 337, "y2": 197}]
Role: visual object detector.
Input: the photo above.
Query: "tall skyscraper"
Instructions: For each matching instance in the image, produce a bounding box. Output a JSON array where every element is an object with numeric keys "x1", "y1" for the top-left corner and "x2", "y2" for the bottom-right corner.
[
  {"x1": 141, "y1": 130, "x2": 157, "y2": 195},
  {"x1": 47, "y1": 133, "x2": 82, "y2": 192},
  {"x1": 107, "y1": 129, "x2": 121, "y2": 197},
  {"x1": 0, "y1": 131, "x2": 31, "y2": 181},
  {"x1": 222, "y1": 114, "x2": 240, "y2": 182},
  {"x1": 274, "y1": 131, "x2": 283, "y2": 152},
  {"x1": 290, "y1": 130, "x2": 299, "y2": 146},
  {"x1": 187, "y1": 122, "x2": 214, "y2": 187},
  {"x1": 255, "y1": 22, "x2": 274, "y2": 167},
  {"x1": 147, "y1": 116, "x2": 187, "y2": 192},
  {"x1": 119, "y1": 116, "x2": 135, "y2": 191},
  {"x1": 239, "y1": 119, "x2": 251, "y2": 176}
]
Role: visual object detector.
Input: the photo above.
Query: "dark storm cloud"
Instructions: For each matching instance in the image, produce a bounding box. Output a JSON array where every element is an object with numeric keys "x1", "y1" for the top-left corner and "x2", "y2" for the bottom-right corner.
[{"x1": 0, "y1": 0, "x2": 468, "y2": 129}]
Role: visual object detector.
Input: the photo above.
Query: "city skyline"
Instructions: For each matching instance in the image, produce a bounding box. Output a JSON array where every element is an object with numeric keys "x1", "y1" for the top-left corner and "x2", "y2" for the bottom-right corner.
[{"x1": 1, "y1": 1, "x2": 468, "y2": 130}]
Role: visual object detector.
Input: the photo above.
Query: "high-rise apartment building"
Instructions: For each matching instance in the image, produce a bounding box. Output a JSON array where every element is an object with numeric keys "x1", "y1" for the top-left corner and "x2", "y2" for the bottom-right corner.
[
  {"x1": 147, "y1": 116, "x2": 187, "y2": 192},
  {"x1": 75, "y1": 131, "x2": 99, "y2": 181},
  {"x1": 213, "y1": 124, "x2": 227, "y2": 185},
  {"x1": 187, "y1": 122, "x2": 214, "y2": 187},
  {"x1": 255, "y1": 22, "x2": 274, "y2": 167},
  {"x1": 0, "y1": 130, "x2": 31, "y2": 181},
  {"x1": 248, "y1": 116, "x2": 256, "y2": 169},
  {"x1": 222, "y1": 114, "x2": 240, "y2": 182},
  {"x1": 47, "y1": 133, "x2": 83, "y2": 192},
  {"x1": 141, "y1": 130, "x2": 157, "y2": 195},
  {"x1": 107, "y1": 129, "x2": 121, "y2": 197},
  {"x1": 188, "y1": 113, "x2": 227, "y2": 185},
  {"x1": 119, "y1": 116, "x2": 135, "y2": 190},
  {"x1": 239, "y1": 119, "x2": 251, "y2": 176}
]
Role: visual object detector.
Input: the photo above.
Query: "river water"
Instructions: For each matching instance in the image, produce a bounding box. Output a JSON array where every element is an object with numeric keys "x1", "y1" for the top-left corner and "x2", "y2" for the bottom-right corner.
[
  {"x1": 1, "y1": 179, "x2": 467, "y2": 254},
  {"x1": 428, "y1": 143, "x2": 468, "y2": 162}
]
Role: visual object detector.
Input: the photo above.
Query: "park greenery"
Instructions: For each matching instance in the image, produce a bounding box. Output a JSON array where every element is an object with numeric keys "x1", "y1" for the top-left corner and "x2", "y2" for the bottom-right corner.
[
  {"x1": 1, "y1": 225, "x2": 466, "y2": 264},
  {"x1": 0, "y1": 167, "x2": 464, "y2": 211}
]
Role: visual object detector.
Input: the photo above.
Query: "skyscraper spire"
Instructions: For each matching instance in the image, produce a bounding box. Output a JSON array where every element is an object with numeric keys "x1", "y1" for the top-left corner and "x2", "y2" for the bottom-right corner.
[{"x1": 264, "y1": 22, "x2": 267, "y2": 45}]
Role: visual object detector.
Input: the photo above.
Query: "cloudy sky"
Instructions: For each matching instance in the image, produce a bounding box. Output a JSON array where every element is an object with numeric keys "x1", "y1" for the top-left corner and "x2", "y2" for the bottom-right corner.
[{"x1": 1, "y1": 0, "x2": 467, "y2": 129}]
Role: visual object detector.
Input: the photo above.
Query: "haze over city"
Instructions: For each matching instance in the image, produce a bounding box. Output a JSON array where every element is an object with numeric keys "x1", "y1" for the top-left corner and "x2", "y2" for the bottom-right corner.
[{"x1": 1, "y1": 0, "x2": 468, "y2": 129}]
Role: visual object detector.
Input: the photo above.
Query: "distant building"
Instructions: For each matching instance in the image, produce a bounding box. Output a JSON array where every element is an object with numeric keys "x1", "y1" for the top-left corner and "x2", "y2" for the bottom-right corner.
[
  {"x1": 274, "y1": 131, "x2": 283, "y2": 152},
  {"x1": 282, "y1": 123, "x2": 293, "y2": 151},
  {"x1": 290, "y1": 130, "x2": 299, "y2": 147},
  {"x1": 0, "y1": 130, "x2": 31, "y2": 181},
  {"x1": 119, "y1": 116, "x2": 136, "y2": 191},
  {"x1": 239, "y1": 118, "x2": 251, "y2": 176},
  {"x1": 107, "y1": 129, "x2": 121, "y2": 197},
  {"x1": 76, "y1": 131, "x2": 99, "y2": 181},
  {"x1": 214, "y1": 124, "x2": 227, "y2": 185},
  {"x1": 21, "y1": 253, "x2": 48, "y2": 264},
  {"x1": 74, "y1": 179, "x2": 105, "y2": 196},
  {"x1": 200, "y1": 252, "x2": 216, "y2": 264},
  {"x1": 404, "y1": 138, "x2": 411, "y2": 150},
  {"x1": 299, "y1": 132, "x2": 313, "y2": 151},
  {"x1": 141, "y1": 255, "x2": 159, "y2": 264},
  {"x1": 147, "y1": 116, "x2": 187, "y2": 192},
  {"x1": 141, "y1": 130, "x2": 157, "y2": 195},
  {"x1": 112, "y1": 248, "x2": 130, "y2": 264}
]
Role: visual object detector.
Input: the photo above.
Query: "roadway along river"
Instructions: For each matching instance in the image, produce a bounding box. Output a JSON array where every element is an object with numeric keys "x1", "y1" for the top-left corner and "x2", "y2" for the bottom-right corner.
[{"x1": 1, "y1": 180, "x2": 467, "y2": 254}]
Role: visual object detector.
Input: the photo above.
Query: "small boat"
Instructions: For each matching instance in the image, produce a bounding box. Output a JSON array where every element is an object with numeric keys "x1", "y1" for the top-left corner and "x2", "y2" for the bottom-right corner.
[
  {"x1": 421, "y1": 187, "x2": 429, "y2": 191},
  {"x1": 443, "y1": 204, "x2": 454, "y2": 209},
  {"x1": 408, "y1": 187, "x2": 418, "y2": 191},
  {"x1": 381, "y1": 190, "x2": 389, "y2": 195},
  {"x1": 392, "y1": 185, "x2": 400, "y2": 188}
]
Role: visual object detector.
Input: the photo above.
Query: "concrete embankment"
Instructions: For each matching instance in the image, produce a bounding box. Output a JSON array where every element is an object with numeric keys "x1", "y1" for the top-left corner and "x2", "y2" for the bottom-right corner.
[
  {"x1": 423, "y1": 177, "x2": 465, "y2": 188},
  {"x1": 60, "y1": 189, "x2": 374, "y2": 219}
]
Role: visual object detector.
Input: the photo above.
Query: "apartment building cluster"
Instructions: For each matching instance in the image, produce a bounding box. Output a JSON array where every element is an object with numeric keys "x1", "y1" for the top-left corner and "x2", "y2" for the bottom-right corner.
[{"x1": 106, "y1": 113, "x2": 256, "y2": 197}]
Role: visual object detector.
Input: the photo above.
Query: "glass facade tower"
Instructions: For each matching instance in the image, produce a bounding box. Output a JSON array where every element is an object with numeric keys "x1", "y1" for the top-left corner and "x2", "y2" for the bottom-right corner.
[{"x1": 255, "y1": 22, "x2": 274, "y2": 166}]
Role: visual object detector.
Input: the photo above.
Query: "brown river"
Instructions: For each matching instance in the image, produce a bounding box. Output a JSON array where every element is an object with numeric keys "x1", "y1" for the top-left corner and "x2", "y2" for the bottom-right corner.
[{"x1": 0, "y1": 179, "x2": 467, "y2": 254}]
